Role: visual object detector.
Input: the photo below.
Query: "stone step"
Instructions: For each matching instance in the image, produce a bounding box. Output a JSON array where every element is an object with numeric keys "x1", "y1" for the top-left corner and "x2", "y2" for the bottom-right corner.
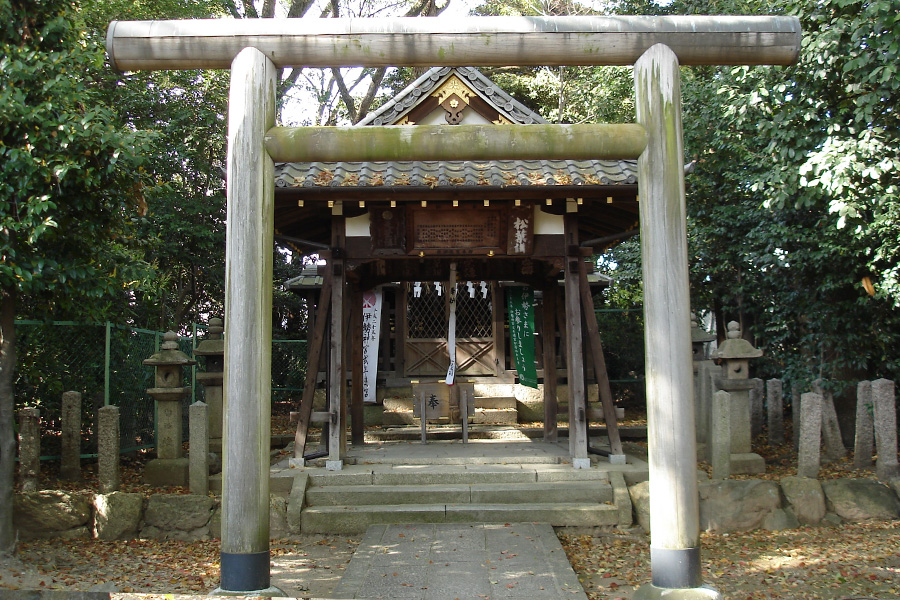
[
  {"x1": 474, "y1": 396, "x2": 516, "y2": 410},
  {"x1": 300, "y1": 502, "x2": 619, "y2": 534},
  {"x1": 472, "y1": 407, "x2": 517, "y2": 424},
  {"x1": 306, "y1": 465, "x2": 609, "y2": 487},
  {"x1": 305, "y1": 481, "x2": 613, "y2": 507}
]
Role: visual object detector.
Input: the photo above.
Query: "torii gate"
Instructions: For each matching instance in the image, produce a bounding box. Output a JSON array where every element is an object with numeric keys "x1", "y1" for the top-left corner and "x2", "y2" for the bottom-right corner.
[{"x1": 107, "y1": 16, "x2": 800, "y2": 599}]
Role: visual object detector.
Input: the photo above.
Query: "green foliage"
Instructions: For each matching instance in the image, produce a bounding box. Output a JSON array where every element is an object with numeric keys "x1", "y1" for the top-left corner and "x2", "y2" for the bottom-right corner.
[
  {"x1": 0, "y1": 0, "x2": 151, "y2": 313},
  {"x1": 678, "y1": 0, "x2": 900, "y2": 383},
  {"x1": 79, "y1": 0, "x2": 231, "y2": 331}
]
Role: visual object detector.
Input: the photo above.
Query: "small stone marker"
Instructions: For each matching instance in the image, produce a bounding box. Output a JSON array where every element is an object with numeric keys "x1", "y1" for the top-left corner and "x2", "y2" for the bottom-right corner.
[
  {"x1": 797, "y1": 392, "x2": 822, "y2": 479},
  {"x1": 813, "y1": 380, "x2": 847, "y2": 461},
  {"x1": 791, "y1": 382, "x2": 802, "y2": 451},
  {"x1": 766, "y1": 378, "x2": 784, "y2": 445},
  {"x1": 97, "y1": 405, "x2": 121, "y2": 494},
  {"x1": 698, "y1": 362, "x2": 721, "y2": 460},
  {"x1": 189, "y1": 401, "x2": 210, "y2": 496},
  {"x1": 17, "y1": 407, "x2": 40, "y2": 492},
  {"x1": 854, "y1": 380, "x2": 874, "y2": 469},
  {"x1": 60, "y1": 391, "x2": 82, "y2": 481},
  {"x1": 750, "y1": 378, "x2": 764, "y2": 439},
  {"x1": 711, "y1": 390, "x2": 732, "y2": 479},
  {"x1": 872, "y1": 379, "x2": 899, "y2": 480}
]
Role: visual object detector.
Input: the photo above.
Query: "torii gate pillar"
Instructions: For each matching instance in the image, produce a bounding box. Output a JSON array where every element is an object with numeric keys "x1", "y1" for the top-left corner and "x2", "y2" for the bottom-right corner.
[
  {"x1": 633, "y1": 44, "x2": 717, "y2": 599},
  {"x1": 218, "y1": 47, "x2": 281, "y2": 595}
]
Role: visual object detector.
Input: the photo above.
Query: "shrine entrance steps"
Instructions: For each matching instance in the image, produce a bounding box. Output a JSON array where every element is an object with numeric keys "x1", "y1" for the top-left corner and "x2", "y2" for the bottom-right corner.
[{"x1": 278, "y1": 437, "x2": 644, "y2": 535}]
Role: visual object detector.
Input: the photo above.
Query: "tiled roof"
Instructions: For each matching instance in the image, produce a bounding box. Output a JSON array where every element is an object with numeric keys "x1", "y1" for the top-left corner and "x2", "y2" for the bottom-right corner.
[
  {"x1": 358, "y1": 66, "x2": 546, "y2": 126},
  {"x1": 275, "y1": 159, "x2": 637, "y2": 190}
]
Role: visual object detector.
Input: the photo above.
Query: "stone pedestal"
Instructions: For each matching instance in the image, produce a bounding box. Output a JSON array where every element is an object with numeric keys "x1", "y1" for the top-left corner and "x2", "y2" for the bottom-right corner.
[{"x1": 143, "y1": 331, "x2": 196, "y2": 487}]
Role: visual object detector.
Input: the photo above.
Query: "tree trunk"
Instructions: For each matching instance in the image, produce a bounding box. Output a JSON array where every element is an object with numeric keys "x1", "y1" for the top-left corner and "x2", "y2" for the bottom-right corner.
[{"x1": 0, "y1": 288, "x2": 17, "y2": 556}]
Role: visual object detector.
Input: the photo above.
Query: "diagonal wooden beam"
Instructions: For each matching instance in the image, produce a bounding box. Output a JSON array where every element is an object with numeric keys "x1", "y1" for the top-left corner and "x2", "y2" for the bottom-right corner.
[
  {"x1": 577, "y1": 256, "x2": 624, "y2": 456},
  {"x1": 293, "y1": 277, "x2": 332, "y2": 459}
]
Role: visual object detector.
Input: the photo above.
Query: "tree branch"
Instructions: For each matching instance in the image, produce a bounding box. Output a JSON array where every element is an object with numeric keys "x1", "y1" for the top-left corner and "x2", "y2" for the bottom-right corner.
[
  {"x1": 241, "y1": 0, "x2": 259, "y2": 18},
  {"x1": 331, "y1": 67, "x2": 358, "y2": 123},
  {"x1": 356, "y1": 67, "x2": 386, "y2": 123},
  {"x1": 287, "y1": 0, "x2": 317, "y2": 18}
]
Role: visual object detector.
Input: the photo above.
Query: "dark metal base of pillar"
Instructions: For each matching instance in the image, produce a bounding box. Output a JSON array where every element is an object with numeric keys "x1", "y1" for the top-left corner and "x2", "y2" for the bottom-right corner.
[
  {"x1": 219, "y1": 551, "x2": 270, "y2": 592},
  {"x1": 633, "y1": 583, "x2": 722, "y2": 599},
  {"x1": 210, "y1": 586, "x2": 286, "y2": 597},
  {"x1": 651, "y1": 546, "x2": 701, "y2": 589}
]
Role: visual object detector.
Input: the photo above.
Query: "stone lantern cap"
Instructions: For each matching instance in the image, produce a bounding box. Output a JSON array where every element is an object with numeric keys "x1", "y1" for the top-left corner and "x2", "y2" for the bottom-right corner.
[
  {"x1": 691, "y1": 313, "x2": 715, "y2": 344},
  {"x1": 712, "y1": 321, "x2": 762, "y2": 360},
  {"x1": 143, "y1": 331, "x2": 197, "y2": 366},
  {"x1": 193, "y1": 317, "x2": 224, "y2": 357}
]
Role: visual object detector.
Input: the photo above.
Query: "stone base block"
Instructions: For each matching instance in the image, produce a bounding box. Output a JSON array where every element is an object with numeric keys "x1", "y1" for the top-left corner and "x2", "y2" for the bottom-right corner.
[
  {"x1": 634, "y1": 583, "x2": 722, "y2": 599},
  {"x1": 730, "y1": 452, "x2": 766, "y2": 475},
  {"x1": 144, "y1": 457, "x2": 189, "y2": 487},
  {"x1": 211, "y1": 586, "x2": 286, "y2": 597}
]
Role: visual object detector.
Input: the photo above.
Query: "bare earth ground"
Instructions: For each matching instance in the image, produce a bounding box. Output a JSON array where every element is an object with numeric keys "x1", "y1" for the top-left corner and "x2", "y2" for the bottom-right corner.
[{"x1": 3, "y1": 416, "x2": 900, "y2": 599}]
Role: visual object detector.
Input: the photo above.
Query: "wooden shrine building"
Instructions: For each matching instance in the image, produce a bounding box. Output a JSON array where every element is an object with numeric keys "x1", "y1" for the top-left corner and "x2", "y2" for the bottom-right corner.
[{"x1": 273, "y1": 66, "x2": 640, "y2": 461}]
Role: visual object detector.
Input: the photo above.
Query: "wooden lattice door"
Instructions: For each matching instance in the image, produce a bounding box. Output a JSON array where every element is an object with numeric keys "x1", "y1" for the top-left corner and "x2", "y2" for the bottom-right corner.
[{"x1": 403, "y1": 281, "x2": 495, "y2": 377}]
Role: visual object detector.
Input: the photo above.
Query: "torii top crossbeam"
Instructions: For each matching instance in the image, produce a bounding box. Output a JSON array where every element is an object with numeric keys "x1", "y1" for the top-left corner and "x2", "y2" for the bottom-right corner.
[{"x1": 106, "y1": 15, "x2": 800, "y2": 71}]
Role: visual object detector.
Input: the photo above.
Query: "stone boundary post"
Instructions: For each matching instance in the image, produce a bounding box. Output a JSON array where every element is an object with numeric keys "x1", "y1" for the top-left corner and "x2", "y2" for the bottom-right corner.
[
  {"x1": 97, "y1": 405, "x2": 120, "y2": 494},
  {"x1": 797, "y1": 392, "x2": 822, "y2": 479},
  {"x1": 750, "y1": 379, "x2": 764, "y2": 439},
  {"x1": 17, "y1": 407, "x2": 40, "y2": 492},
  {"x1": 873, "y1": 379, "x2": 899, "y2": 481},
  {"x1": 60, "y1": 391, "x2": 82, "y2": 481},
  {"x1": 813, "y1": 380, "x2": 846, "y2": 461},
  {"x1": 854, "y1": 381, "x2": 874, "y2": 469},
  {"x1": 766, "y1": 379, "x2": 784, "y2": 445},
  {"x1": 711, "y1": 391, "x2": 731, "y2": 480},
  {"x1": 190, "y1": 401, "x2": 210, "y2": 496}
]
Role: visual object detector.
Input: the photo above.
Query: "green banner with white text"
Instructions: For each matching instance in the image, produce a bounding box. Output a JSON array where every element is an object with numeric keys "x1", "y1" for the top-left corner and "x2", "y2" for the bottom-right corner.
[{"x1": 506, "y1": 286, "x2": 538, "y2": 389}]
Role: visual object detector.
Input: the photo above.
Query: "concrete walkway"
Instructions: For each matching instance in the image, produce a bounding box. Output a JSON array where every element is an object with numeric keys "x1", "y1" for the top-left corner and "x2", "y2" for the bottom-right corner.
[{"x1": 331, "y1": 522, "x2": 588, "y2": 600}]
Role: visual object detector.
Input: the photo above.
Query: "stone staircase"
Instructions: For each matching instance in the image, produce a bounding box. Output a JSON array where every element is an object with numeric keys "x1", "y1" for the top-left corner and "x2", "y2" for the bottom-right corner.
[{"x1": 295, "y1": 465, "x2": 627, "y2": 534}]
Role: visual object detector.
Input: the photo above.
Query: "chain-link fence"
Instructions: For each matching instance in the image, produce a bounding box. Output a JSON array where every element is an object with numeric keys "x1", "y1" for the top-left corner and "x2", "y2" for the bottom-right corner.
[
  {"x1": 594, "y1": 308, "x2": 645, "y2": 408},
  {"x1": 14, "y1": 321, "x2": 306, "y2": 459}
]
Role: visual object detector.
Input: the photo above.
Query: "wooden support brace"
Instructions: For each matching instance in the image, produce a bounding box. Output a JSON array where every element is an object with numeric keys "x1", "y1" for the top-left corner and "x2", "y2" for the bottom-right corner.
[
  {"x1": 293, "y1": 278, "x2": 332, "y2": 459},
  {"x1": 577, "y1": 257, "x2": 624, "y2": 456}
]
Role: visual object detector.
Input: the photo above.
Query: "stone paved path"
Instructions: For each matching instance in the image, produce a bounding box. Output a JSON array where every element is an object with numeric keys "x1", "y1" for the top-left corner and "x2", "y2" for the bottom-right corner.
[{"x1": 331, "y1": 522, "x2": 587, "y2": 600}]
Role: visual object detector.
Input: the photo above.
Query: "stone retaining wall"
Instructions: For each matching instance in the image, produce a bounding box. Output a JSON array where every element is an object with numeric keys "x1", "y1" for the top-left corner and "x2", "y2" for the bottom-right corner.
[
  {"x1": 12, "y1": 491, "x2": 292, "y2": 542},
  {"x1": 14, "y1": 475, "x2": 900, "y2": 541},
  {"x1": 629, "y1": 477, "x2": 900, "y2": 533}
]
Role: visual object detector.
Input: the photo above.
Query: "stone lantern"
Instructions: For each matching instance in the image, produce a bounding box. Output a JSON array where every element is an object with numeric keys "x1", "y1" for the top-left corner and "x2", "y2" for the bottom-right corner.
[
  {"x1": 144, "y1": 331, "x2": 196, "y2": 486},
  {"x1": 690, "y1": 313, "x2": 716, "y2": 362},
  {"x1": 194, "y1": 317, "x2": 224, "y2": 454},
  {"x1": 691, "y1": 312, "x2": 717, "y2": 448},
  {"x1": 712, "y1": 321, "x2": 764, "y2": 474}
]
